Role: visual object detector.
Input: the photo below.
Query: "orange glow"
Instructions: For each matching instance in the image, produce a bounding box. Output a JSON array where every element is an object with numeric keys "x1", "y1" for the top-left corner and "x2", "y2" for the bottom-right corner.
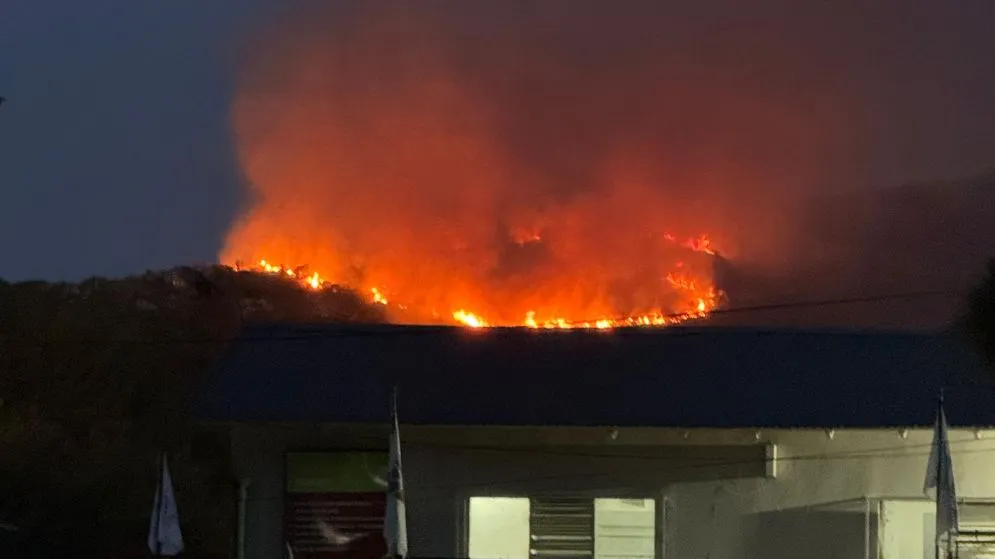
[
  {"x1": 215, "y1": 4, "x2": 812, "y2": 331},
  {"x1": 684, "y1": 235, "x2": 716, "y2": 255},
  {"x1": 239, "y1": 238, "x2": 722, "y2": 329},
  {"x1": 371, "y1": 287, "x2": 389, "y2": 305},
  {"x1": 453, "y1": 310, "x2": 488, "y2": 328}
]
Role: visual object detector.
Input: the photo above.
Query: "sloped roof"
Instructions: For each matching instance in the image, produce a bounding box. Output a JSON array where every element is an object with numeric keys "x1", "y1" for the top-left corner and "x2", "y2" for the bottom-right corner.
[{"x1": 197, "y1": 324, "x2": 995, "y2": 428}]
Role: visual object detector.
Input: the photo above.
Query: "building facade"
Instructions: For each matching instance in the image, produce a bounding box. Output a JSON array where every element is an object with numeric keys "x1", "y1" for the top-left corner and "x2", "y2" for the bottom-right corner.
[{"x1": 199, "y1": 325, "x2": 995, "y2": 559}]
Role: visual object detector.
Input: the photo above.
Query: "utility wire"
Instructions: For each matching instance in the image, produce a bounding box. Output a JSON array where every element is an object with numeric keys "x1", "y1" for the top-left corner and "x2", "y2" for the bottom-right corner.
[
  {"x1": 691, "y1": 289, "x2": 957, "y2": 317},
  {"x1": 498, "y1": 288, "x2": 958, "y2": 328},
  {"x1": 0, "y1": 288, "x2": 964, "y2": 347}
]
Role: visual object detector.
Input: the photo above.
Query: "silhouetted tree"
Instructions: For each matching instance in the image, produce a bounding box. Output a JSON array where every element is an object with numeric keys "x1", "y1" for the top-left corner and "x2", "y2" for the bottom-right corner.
[
  {"x1": 0, "y1": 266, "x2": 385, "y2": 556},
  {"x1": 963, "y1": 259, "x2": 995, "y2": 368}
]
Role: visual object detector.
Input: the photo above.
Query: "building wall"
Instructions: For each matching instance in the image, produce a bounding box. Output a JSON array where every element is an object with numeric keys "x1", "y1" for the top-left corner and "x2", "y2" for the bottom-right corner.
[
  {"x1": 230, "y1": 424, "x2": 995, "y2": 559},
  {"x1": 665, "y1": 428, "x2": 995, "y2": 559},
  {"x1": 879, "y1": 500, "x2": 933, "y2": 559}
]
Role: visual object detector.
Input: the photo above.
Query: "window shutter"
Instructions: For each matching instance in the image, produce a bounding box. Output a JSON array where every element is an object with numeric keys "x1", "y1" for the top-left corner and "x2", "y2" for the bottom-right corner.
[{"x1": 530, "y1": 497, "x2": 594, "y2": 558}]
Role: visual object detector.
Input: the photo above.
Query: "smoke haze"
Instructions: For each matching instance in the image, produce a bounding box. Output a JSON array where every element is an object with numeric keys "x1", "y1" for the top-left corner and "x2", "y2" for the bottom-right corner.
[{"x1": 222, "y1": 1, "x2": 995, "y2": 326}]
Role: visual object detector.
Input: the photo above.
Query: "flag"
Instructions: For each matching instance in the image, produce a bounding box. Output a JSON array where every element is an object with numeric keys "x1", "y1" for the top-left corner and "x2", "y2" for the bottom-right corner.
[
  {"x1": 384, "y1": 389, "x2": 408, "y2": 558},
  {"x1": 924, "y1": 397, "x2": 958, "y2": 541},
  {"x1": 148, "y1": 452, "x2": 184, "y2": 556}
]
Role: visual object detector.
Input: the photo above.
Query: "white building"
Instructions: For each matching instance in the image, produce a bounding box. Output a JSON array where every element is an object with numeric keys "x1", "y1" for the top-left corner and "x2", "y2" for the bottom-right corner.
[{"x1": 199, "y1": 324, "x2": 995, "y2": 559}]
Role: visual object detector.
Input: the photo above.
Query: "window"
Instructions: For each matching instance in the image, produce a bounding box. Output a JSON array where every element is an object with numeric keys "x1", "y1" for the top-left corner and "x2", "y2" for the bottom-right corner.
[
  {"x1": 469, "y1": 497, "x2": 531, "y2": 559},
  {"x1": 285, "y1": 451, "x2": 389, "y2": 559},
  {"x1": 468, "y1": 497, "x2": 656, "y2": 559},
  {"x1": 594, "y1": 499, "x2": 656, "y2": 559}
]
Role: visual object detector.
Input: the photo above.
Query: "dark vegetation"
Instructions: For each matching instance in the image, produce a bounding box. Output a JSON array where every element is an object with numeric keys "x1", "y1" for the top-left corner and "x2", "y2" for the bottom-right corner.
[
  {"x1": 962, "y1": 259, "x2": 995, "y2": 370},
  {"x1": 0, "y1": 266, "x2": 385, "y2": 557}
]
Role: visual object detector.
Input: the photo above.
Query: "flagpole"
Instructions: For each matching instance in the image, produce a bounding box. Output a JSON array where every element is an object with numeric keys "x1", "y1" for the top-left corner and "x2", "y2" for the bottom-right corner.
[
  {"x1": 392, "y1": 386, "x2": 397, "y2": 559},
  {"x1": 155, "y1": 451, "x2": 165, "y2": 557},
  {"x1": 937, "y1": 391, "x2": 946, "y2": 559},
  {"x1": 385, "y1": 386, "x2": 407, "y2": 559},
  {"x1": 391, "y1": 386, "x2": 400, "y2": 559},
  {"x1": 392, "y1": 387, "x2": 398, "y2": 429},
  {"x1": 934, "y1": 388, "x2": 958, "y2": 559},
  {"x1": 938, "y1": 392, "x2": 943, "y2": 559}
]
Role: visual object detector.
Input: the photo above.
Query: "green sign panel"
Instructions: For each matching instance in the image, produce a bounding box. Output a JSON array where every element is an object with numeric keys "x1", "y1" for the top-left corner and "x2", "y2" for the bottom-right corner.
[{"x1": 286, "y1": 451, "x2": 389, "y2": 493}]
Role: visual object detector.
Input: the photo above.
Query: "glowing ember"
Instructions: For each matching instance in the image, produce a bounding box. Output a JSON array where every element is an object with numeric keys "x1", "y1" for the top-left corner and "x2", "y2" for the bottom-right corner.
[
  {"x1": 453, "y1": 310, "x2": 488, "y2": 328},
  {"x1": 238, "y1": 231, "x2": 723, "y2": 330},
  {"x1": 682, "y1": 235, "x2": 715, "y2": 255},
  {"x1": 252, "y1": 260, "x2": 326, "y2": 289},
  {"x1": 371, "y1": 287, "x2": 389, "y2": 305}
]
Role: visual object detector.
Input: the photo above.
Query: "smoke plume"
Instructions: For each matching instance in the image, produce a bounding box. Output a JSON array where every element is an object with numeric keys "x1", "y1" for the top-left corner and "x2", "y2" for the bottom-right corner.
[{"x1": 222, "y1": 1, "x2": 869, "y2": 325}]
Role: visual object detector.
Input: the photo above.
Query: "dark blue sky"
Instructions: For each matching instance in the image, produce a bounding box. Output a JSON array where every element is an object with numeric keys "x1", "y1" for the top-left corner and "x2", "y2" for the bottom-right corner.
[
  {"x1": 0, "y1": 0, "x2": 276, "y2": 281},
  {"x1": 2, "y1": 1, "x2": 995, "y2": 282}
]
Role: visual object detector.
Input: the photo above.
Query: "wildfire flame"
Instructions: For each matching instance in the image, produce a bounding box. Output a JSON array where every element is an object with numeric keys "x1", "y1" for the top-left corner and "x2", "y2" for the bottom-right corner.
[
  {"x1": 371, "y1": 287, "x2": 388, "y2": 305},
  {"x1": 452, "y1": 310, "x2": 489, "y2": 329},
  {"x1": 238, "y1": 231, "x2": 723, "y2": 330},
  {"x1": 221, "y1": 4, "x2": 747, "y2": 331}
]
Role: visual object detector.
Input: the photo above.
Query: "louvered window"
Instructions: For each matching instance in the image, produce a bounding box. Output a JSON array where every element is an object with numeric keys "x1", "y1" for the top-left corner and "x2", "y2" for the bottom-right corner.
[
  {"x1": 469, "y1": 497, "x2": 656, "y2": 559},
  {"x1": 530, "y1": 498, "x2": 595, "y2": 558}
]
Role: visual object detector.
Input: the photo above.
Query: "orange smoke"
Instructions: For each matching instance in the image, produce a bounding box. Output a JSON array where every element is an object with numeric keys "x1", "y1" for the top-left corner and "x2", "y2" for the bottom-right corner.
[{"x1": 222, "y1": 2, "x2": 857, "y2": 327}]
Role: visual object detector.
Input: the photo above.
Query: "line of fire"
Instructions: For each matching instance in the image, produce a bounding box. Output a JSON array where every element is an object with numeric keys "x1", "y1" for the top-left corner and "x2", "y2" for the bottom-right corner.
[{"x1": 228, "y1": 231, "x2": 724, "y2": 330}]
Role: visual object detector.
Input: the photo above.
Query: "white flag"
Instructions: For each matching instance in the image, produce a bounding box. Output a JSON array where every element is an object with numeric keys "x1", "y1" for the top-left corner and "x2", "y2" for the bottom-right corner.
[
  {"x1": 384, "y1": 391, "x2": 408, "y2": 558},
  {"x1": 924, "y1": 401, "x2": 958, "y2": 540},
  {"x1": 148, "y1": 453, "x2": 184, "y2": 556}
]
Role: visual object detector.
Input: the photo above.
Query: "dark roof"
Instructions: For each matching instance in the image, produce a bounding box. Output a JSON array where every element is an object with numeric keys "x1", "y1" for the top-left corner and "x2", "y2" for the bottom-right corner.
[{"x1": 197, "y1": 324, "x2": 995, "y2": 428}]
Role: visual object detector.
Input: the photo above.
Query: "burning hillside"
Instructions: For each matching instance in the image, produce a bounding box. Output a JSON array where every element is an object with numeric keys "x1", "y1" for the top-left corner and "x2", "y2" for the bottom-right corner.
[
  {"x1": 221, "y1": 2, "x2": 859, "y2": 328},
  {"x1": 235, "y1": 230, "x2": 721, "y2": 328}
]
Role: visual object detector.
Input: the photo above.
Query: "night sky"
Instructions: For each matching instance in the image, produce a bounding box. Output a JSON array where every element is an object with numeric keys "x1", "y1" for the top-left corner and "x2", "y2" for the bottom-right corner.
[{"x1": 2, "y1": 0, "x2": 994, "y2": 282}]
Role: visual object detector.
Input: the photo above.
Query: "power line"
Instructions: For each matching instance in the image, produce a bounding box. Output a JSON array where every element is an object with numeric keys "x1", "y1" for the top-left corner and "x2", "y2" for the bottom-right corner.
[
  {"x1": 697, "y1": 289, "x2": 957, "y2": 317},
  {"x1": 520, "y1": 288, "x2": 959, "y2": 327},
  {"x1": 0, "y1": 288, "x2": 964, "y2": 347}
]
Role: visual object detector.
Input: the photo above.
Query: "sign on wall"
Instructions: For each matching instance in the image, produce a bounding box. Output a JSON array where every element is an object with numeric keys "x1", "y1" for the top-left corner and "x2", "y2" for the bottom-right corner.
[{"x1": 285, "y1": 452, "x2": 388, "y2": 559}]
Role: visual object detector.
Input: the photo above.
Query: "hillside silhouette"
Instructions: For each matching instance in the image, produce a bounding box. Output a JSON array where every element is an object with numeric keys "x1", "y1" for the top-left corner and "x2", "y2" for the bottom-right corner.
[{"x1": 0, "y1": 266, "x2": 384, "y2": 557}]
